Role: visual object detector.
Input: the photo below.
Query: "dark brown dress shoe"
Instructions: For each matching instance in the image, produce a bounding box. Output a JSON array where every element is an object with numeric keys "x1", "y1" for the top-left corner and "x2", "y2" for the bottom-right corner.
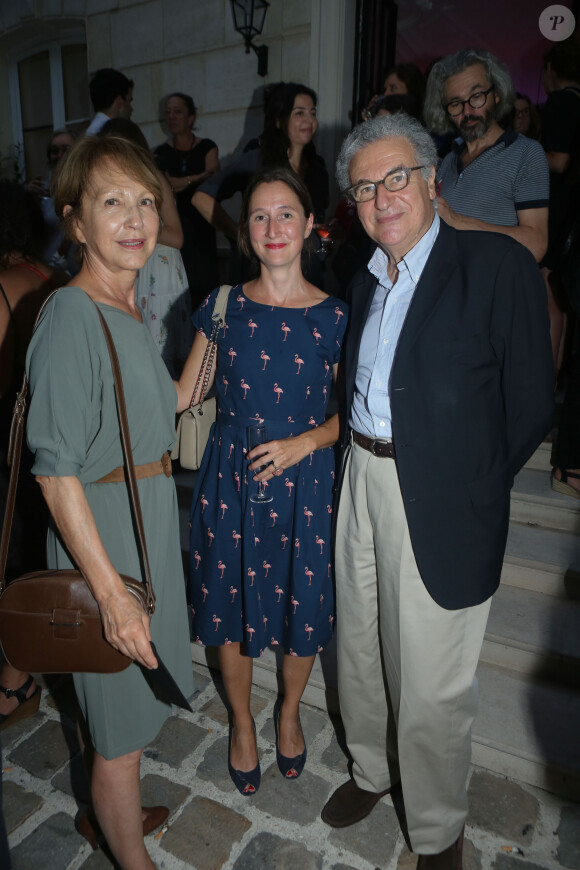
[
  {"x1": 417, "y1": 826, "x2": 464, "y2": 870},
  {"x1": 76, "y1": 805, "x2": 169, "y2": 850},
  {"x1": 321, "y1": 778, "x2": 393, "y2": 828}
]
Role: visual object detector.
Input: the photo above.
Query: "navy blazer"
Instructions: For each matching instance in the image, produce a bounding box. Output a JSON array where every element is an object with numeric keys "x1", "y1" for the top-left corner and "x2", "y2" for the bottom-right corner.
[{"x1": 338, "y1": 221, "x2": 554, "y2": 610}]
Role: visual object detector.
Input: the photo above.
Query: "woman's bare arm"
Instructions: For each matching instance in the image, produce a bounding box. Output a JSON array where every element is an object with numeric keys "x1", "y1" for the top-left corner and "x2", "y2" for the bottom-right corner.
[
  {"x1": 165, "y1": 145, "x2": 221, "y2": 195},
  {"x1": 157, "y1": 173, "x2": 184, "y2": 249},
  {"x1": 191, "y1": 191, "x2": 238, "y2": 239},
  {"x1": 174, "y1": 330, "x2": 215, "y2": 412},
  {"x1": 0, "y1": 290, "x2": 14, "y2": 398}
]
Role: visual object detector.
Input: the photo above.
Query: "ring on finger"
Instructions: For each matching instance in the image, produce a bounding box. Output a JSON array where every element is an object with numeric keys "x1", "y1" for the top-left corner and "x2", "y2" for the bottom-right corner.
[{"x1": 274, "y1": 465, "x2": 283, "y2": 476}]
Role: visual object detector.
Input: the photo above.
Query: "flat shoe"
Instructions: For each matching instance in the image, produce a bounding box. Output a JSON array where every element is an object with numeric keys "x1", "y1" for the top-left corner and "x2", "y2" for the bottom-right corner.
[
  {"x1": 76, "y1": 805, "x2": 169, "y2": 850},
  {"x1": 321, "y1": 778, "x2": 393, "y2": 828},
  {"x1": 228, "y1": 720, "x2": 261, "y2": 796},
  {"x1": 0, "y1": 676, "x2": 41, "y2": 732},
  {"x1": 273, "y1": 702, "x2": 306, "y2": 779}
]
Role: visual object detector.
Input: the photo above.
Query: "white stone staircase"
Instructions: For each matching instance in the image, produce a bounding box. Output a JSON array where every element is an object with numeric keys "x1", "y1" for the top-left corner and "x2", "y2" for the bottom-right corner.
[
  {"x1": 177, "y1": 440, "x2": 580, "y2": 801},
  {"x1": 472, "y1": 446, "x2": 580, "y2": 800}
]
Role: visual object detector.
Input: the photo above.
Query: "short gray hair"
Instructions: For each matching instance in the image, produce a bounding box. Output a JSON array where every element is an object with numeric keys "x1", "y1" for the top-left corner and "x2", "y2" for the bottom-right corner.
[
  {"x1": 423, "y1": 48, "x2": 515, "y2": 134},
  {"x1": 336, "y1": 114, "x2": 437, "y2": 197}
]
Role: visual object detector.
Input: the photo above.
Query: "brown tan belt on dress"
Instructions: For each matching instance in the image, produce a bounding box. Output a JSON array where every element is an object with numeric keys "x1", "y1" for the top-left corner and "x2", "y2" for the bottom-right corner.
[
  {"x1": 352, "y1": 431, "x2": 396, "y2": 459},
  {"x1": 95, "y1": 451, "x2": 173, "y2": 483}
]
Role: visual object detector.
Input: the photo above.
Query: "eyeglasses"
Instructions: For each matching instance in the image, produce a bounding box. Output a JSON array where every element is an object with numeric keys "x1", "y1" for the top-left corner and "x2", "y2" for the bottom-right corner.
[
  {"x1": 444, "y1": 85, "x2": 494, "y2": 117},
  {"x1": 346, "y1": 166, "x2": 425, "y2": 202}
]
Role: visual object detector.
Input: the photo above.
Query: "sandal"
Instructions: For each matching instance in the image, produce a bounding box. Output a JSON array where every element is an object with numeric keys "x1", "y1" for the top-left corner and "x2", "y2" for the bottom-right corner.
[
  {"x1": 551, "y1": 468, "x2": 580, "y2": 501},
  {"x1": 0, "y1": 675, "x2": 41, "y2": 731}
]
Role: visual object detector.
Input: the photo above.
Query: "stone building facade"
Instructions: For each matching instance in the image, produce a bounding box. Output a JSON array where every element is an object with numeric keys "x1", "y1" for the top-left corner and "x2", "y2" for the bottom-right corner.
[{"x1": 0, "y1": 0, "x2": 355, "y2": 206}]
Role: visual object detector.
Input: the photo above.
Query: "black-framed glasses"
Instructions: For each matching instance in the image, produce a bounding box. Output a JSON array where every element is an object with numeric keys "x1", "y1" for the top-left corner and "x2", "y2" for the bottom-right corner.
[
  {"x1": 444, "y1": 85, "x2": 494, "y2": 117},
  {"x1": 346, "y1": 166, "x2": 425, "y2": 203}
]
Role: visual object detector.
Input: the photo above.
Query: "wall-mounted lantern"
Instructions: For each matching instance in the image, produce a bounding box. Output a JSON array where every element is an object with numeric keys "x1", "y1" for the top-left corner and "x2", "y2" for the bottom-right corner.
[{"x1": 230, "y1": 0, "x2": 270, "y2": 77}]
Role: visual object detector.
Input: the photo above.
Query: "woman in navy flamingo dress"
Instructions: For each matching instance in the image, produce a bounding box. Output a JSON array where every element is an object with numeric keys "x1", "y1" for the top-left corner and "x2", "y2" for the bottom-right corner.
[{"x1": 177, "y1": 168, "x2": 347, "y2": 795}]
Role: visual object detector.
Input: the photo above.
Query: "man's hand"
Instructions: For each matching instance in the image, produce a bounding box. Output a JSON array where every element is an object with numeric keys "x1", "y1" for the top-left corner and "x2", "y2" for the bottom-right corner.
[{"x1": 434, "y1": 196, "x2": 459, "y2": 227}]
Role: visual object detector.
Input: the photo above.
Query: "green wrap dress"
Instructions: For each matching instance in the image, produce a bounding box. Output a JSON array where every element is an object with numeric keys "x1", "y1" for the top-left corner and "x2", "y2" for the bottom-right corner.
[{"x1": 26, "y1": 287, "x2": 193, "y2": 760}]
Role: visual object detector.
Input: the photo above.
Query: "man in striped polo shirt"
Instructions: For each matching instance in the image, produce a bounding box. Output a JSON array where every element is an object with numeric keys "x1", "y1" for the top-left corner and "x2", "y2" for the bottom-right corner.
[{"x1": 423, "y1": 49, "x2": 549, "y2": 263}]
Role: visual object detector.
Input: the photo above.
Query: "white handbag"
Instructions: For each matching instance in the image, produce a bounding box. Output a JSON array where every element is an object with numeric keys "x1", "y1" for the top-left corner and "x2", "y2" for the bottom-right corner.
[{"x1": 171, "y1": 285, "x2": 231, "y2": 470}]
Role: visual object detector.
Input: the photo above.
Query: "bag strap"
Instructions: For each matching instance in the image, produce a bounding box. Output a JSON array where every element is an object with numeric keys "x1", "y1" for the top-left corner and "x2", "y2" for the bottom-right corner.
[
  {"x1": 188, "y1": 284, "x2": 232, "y2": 411},
  {"x1": 0, "y1": 292, "x2": 156, "y2": 614},
  {"x1": 93, "y1": 306, "x2": 155, "y2": 614}
]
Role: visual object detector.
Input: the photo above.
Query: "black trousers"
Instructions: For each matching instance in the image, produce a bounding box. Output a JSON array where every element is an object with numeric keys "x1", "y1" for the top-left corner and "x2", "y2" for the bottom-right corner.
[{"x1": 556, "y1": 349, "x2": 580, "y2": 468}]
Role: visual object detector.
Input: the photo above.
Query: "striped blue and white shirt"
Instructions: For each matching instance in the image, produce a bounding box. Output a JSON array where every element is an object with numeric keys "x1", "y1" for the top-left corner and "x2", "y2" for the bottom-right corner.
[{"x1": 438, "y1": 129, "x2": 549, "y2": 226}]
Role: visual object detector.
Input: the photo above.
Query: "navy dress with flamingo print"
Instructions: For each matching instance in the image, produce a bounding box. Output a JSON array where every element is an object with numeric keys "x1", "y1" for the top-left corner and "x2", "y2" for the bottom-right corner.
[{"x1": 189, "y1": 284, "x2": 348, "y2": 657}]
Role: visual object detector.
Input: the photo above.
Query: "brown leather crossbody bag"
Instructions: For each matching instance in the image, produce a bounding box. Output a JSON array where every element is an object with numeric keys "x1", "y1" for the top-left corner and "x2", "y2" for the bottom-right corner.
[{"x1": 0, "y1": 297, "x2": 156, "y2": 674}]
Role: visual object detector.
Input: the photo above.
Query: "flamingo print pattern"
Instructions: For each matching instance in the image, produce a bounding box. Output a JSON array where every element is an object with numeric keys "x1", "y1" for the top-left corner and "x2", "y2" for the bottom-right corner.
[{"x1": 188, "y1": 283, "x2": 348, "y2": 658}]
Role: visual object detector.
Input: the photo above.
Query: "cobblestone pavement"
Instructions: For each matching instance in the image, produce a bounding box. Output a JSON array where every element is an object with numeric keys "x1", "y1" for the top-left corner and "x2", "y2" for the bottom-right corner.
[{"x1": 3, "y1": 663, "x2": 579, "y2": 870}]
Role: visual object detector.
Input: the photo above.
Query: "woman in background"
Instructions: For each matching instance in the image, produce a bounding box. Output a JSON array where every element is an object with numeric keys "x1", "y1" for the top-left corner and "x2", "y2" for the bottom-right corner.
[
  {"x1": 28, "y1": 129, "x2": 78, "y2": 274},
  {"x1": 363, "y1": 62, "x2": 426, "y2": 121},
  {"x1": 192, "y1": 82, "x2": 329, "y2": 287},
  {"x1": 155, "y1": 93, "x2": 220, "y2": 307},
  {"x1": 512, "y1": 93, "x2": 541, "y2": 140}
]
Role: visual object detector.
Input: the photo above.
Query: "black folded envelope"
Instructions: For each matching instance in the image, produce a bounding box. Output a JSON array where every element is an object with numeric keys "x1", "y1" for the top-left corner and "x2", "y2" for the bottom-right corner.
[{"x1": 140, "y1": 642, "x2": 193, "y2": 712}]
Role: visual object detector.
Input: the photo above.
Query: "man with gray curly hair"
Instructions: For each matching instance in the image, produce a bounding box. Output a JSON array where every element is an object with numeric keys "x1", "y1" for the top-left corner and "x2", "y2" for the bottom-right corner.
[
  {"x1": 423, "y1": 48, "x2": 549, "y2": 262},
  {"x1": 321, "y1": 114, "x2": 553, "y2": 869}
]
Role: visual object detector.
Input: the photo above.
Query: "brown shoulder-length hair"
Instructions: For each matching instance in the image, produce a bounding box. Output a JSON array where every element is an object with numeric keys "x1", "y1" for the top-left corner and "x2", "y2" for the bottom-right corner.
[
  {"x1": 237, "y1": 167, "x2": 314, "y2": 264},
  {"x1": 51, "y1": 135, "x2": 162, "y2": 244}
]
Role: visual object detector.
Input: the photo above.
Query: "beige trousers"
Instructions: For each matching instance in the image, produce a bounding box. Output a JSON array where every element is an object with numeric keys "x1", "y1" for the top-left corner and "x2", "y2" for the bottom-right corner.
[{"x1": 335, "y1": 441, "x2": 491, "y2": 854}]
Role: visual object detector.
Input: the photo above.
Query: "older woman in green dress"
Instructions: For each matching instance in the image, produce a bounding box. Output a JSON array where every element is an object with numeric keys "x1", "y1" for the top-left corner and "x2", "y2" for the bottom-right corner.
[{"x1": 26, "y1": 136, "x2": 193, "y2": 869}]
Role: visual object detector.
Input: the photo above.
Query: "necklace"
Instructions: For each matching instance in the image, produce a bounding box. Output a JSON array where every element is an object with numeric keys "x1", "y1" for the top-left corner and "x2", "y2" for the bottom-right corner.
[{"x1": 174, "y1": 134, "x2": 196, "y2": 175}]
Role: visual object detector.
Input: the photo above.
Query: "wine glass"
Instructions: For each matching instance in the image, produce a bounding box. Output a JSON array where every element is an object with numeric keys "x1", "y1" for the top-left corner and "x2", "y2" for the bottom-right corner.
[
  {"x1": 315, "y1": 224, "x2": 334, "y2": 257},
  {"x1": 247, "y1": 424, "x2": 273, "y2": 504}
]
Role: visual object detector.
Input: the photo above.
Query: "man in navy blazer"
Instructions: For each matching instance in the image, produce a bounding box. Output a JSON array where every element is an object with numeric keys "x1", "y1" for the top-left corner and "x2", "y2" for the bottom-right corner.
[{"x1": 321, "y1": 114, "x2": 553, "y2": 869}]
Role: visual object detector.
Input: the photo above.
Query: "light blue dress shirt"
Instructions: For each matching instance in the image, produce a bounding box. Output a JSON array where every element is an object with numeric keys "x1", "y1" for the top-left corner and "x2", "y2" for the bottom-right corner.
[{"x1": 350, "y1": 214, "x2": 440, "y2": 439}]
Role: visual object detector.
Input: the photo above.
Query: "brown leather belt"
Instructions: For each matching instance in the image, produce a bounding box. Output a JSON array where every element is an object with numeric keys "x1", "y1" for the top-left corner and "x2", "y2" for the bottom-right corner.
[
  {"x1": 352, "y1": 431, "x2": 395, "y2": 459},
  {"x1": 96, "y1": 452, "x2": 173, "y2": 484}
]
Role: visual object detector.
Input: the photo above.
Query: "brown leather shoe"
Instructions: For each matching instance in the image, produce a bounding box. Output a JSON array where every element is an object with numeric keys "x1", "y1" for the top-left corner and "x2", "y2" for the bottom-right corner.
[
  {"x1": 321, "y1": 778, "x2": 392, "y2": 828},
  {"x1": 417, "y1": 826, "x2": 464, "y2": 870},
  {"x1": 76, "y1": 805, "x2": 169, "y2": 850}
]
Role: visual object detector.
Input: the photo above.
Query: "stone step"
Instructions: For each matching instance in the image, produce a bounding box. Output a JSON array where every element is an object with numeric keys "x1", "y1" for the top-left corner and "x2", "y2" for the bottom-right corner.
[
  {"x1": 482, "y1": 584, "x2": 580, "y2": 686},
  {"x1": 511, "y1": 467, "x2": 580, "y2": 533},
  {"x1": 503, "y1": 521, "x2": 580, "y2": 596},
  {"x1": 524, "y1": 441, "x2": 553, "y2": 472},
  {"x1": 472, "y1": 661, "x2": 580, "y2": 801}
]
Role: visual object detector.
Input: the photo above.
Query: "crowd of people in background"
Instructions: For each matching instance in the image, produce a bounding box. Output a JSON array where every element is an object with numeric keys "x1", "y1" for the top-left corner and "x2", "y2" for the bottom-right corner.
[
  {"x1": 13, "y1": 43, "x2": 579, "y2": 392},
  {"x1": 0, "y1": 33, "x2": 579, "y2": 870}
]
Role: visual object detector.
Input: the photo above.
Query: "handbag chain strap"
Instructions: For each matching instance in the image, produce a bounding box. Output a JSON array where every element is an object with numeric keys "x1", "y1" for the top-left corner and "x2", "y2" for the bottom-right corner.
[
  {"x1": 188, "y1": 284, "x2": 232, "y2": 413},
  {"x1": 0, "y1": 292, "x2": 156, "y2": 614}
]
